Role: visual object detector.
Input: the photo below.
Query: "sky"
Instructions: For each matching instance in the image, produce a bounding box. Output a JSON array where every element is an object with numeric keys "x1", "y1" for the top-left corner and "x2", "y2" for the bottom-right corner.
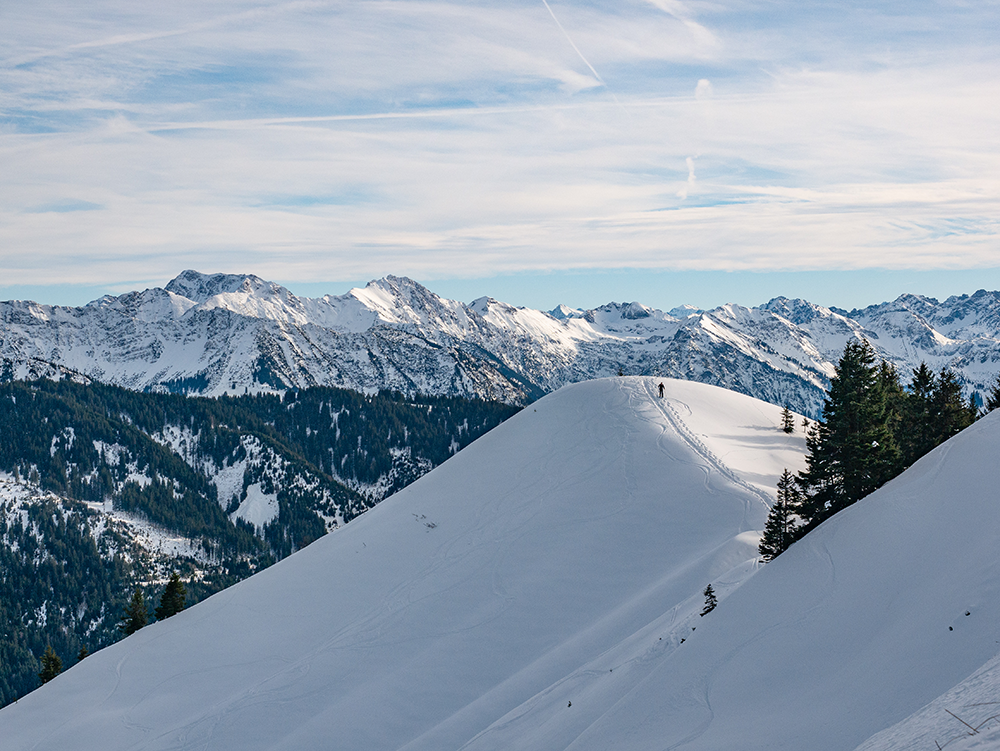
[{"x1": 2, "y1": 0, "x2": 999, "y2": 312}]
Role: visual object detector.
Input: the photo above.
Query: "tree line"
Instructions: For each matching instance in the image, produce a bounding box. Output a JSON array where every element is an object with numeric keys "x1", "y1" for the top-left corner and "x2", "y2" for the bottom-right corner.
[{"x1": 760, "y1": 340, "x2": 983, "y2": 560}]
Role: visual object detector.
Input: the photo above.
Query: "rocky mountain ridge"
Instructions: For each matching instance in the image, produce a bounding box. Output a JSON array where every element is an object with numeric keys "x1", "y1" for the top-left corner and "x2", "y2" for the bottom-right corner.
[{"x1": 4, "y1": 271, "x2": 1000, "y2": 416}]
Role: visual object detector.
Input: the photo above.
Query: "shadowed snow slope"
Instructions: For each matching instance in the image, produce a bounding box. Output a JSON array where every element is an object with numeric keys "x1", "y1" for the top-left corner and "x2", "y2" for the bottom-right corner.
[
  {"x1": 564, "y1": 409, "x2": 1000, "y2": 751},
  {"x1": 0, "y1": 377, "x2": 804, "y2": 751}
]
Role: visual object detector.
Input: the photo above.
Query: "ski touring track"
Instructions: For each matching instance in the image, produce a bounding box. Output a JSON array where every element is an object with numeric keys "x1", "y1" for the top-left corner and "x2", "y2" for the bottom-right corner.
[{"x1": 632, "y1": 379, "x2": 774, "y2": 517}]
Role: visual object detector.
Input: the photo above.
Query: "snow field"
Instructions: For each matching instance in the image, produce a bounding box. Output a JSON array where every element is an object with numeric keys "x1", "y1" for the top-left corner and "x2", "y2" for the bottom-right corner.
[
  {"x1": 564, "y1": 409, "x2": 1000, "y2": 751},
  {"x1": 0, "y1": 377, "x2": 805, "y2": 750}
]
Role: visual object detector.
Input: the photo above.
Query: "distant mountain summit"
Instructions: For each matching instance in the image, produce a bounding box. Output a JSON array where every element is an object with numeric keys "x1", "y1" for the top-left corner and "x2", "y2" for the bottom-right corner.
[
  {"x1": 2, "y1": 270, "x2": 999, "y2": 416},
  {"x1": 163, "y1": 269, "x2": 269, "y2": 302}
]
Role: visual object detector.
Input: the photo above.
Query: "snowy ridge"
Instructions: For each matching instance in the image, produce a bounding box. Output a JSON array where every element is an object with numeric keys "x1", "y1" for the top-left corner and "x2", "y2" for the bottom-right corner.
[
  {"x1": 645, "y1": 379, "x2": 775, "y2": 508},
  {"x1": 0, "y1": 377, "x2": 807, "y2": 750},
  {"x1": 5, "y1": 271, "x2": 1000, "y2": 416}
]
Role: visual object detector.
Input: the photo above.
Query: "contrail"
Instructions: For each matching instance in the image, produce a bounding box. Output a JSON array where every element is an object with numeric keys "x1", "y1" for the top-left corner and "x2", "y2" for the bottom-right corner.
[{"x1": 540, "y1": 0, "x2": 612, "y2": 93}]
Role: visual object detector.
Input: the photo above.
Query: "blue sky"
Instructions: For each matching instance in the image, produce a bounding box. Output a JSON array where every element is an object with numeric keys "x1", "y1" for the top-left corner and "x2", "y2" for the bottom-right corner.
[{"x1": 2, "y1": 0, "x2": 999, "y2": 311}]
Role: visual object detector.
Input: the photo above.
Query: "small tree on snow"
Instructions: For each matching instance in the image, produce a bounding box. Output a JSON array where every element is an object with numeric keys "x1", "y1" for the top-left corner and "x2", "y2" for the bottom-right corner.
[
  {"x1": 781, "y1": 406, "x2": 795, "y2": 433},
  {"x1": 700, "y1": 584, "x2": 718, "y2": 616},
  {"x1": 759, "y1": 469, "x2": 800, "y2": 561}
]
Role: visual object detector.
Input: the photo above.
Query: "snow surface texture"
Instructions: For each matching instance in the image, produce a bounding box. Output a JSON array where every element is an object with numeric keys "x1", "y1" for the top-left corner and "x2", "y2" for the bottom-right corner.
[
  {"x1": 0, "y1": 377, "x2": 806, "y2": 750},
  {"x1": 562, "y1": 409, "x2": 1000, "y2": 751},
  {"x1": 5, "y1": 270, "x2": 1000, "y2": 416}
]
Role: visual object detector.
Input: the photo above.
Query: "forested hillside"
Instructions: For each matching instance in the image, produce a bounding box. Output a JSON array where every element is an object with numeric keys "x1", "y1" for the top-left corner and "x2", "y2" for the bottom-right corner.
[{"x1": 0, "y1": 380, "x2": 517, "y2": 706}]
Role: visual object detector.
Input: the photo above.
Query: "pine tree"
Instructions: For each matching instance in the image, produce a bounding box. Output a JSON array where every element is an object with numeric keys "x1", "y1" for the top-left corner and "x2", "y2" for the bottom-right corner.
[
  {"x1": 155, "y1": 572, "x2": 187, "y2": 621},
  {"x1": 120, "y1": 586, "x2": 148, "y2": 635},
  {"x1": 796, "y1": 340, "x2": 901, "y2": 532},
  {"x1": 700, "y1": 584, "x2": 718, "y2": 616},
  {"x1": 77, "y1": 646, "x2": 89, "y2": 661},
  {"x1": 781, "y1": 406, "x2": 795, "y2": 433},
  {"x1": 38, "y1": 645, "x2": 62, "y2": 684},
  {"x1": 759, "y1": 469, "x2": 799, "y2": 561}
]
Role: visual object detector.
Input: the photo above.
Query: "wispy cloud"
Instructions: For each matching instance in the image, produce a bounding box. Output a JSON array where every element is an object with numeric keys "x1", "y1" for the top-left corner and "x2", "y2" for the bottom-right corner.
[{"x1": 1, "y1": 0, "x2": 998, "y2": 288}]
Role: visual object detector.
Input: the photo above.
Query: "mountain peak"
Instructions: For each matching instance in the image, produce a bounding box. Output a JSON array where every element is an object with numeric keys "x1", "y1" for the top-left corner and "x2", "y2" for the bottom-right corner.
[
  {"x1": 164, "y1": 270, "x2": 268, "y2": 303},
  {"x1": 549, "y1": 304, "x2": 584, "y2": 320}
]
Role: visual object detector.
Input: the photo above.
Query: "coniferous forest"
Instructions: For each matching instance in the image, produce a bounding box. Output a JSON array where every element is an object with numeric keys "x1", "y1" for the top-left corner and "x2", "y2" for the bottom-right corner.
[
  {"x1": 0, "y1": 379, "x2": 518, "y2": 706},
  {"x1": 761, "y1": 340, "x2": 980, "y2": 560}
]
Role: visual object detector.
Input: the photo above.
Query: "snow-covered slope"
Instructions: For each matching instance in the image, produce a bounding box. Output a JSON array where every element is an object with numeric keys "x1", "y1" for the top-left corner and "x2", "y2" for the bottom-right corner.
[
  {"x1": 559, "y1": 408, "x2": 1000, "y2": 751},
  {"x1": 0, "y1": 377, "x2": 806, "y2": 750},
  {"x1": 6, "y1": 270, "x2": 1000, "y2": 417}
]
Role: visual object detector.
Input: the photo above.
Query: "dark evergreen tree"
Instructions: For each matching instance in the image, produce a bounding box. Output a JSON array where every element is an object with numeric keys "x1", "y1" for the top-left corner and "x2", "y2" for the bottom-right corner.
[
  {"x1": 155, "y1": 573, "x2": 187, "y2": 621},
  {"x1": 796, "y1": 340, "x2": 900, "y2": 532},
  {"x1": 38, "y1": 645, "x2": 62, "y2": 684},
  {"x1": 781, "y1": 406, "x2": 795, "y2": 434},
  {"x1": 985, "y1": 373, "x2": 1000, "y2": 413},
  {"x1": 899, "y1": 363, "x2": 938, "y2": 467},
  {"x1": 876, "y1": 360, "x2": 905, "y2": 454},
  {"x1": 931, "y1": 368, "x2": 977, "y2": 446},
  {"x1": 759, "y1": 469, "x2": 799, "y2": 561},
  {"x1": 120, "y1": 587, "x2": 148, "y2": 635},
  {"x1": 77, "y1": 646, "x2": 89, "y2": 661},
  {"x1": 700, "y1": 584, "x2": 718, "y2": 616}
]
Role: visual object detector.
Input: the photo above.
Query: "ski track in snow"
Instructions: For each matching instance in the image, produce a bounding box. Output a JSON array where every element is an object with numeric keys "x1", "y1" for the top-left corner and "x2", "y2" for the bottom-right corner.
[{"x1": 637, "y1": 379, "x2": 774, "y2": 515}]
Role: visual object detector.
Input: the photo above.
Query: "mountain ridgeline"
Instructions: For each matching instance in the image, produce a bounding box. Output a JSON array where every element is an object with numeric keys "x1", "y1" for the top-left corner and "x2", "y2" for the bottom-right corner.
[
  {"x1": 5, "y1": 270, "x2": 1000, "y2": 418},
  {"x1": 0, "y1": 379, "x2": 517, "y2": 706}
]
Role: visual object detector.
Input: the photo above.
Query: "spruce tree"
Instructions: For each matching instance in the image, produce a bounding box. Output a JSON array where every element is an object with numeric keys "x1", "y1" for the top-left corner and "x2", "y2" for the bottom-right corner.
[
  {"x1": 931, "y1": 368, "x2": 977, "y2": 445},
  {"x1": 781, "y1": 406, "x2": 795, "y2": 433},
  {"x1": 759, "y1": 469, "x2": 799, "y2": 561},
  {"x1": 155, "y1": 572, "x2": 187, "y2": 621},
  {"x1": 38, "y1": 645, "x2": 62, "y2": 684},
  {"x1": 796, "y1": 340, "x2": 900, "y2": 532},
  {"x1": 985, "y1": 373, "x2": 1000, "y2": 413},
  {"x1": 899, "y1": 363, "x2": 937, "y2": 467},
  {"x1": 700, "y1": 584, "x2": 718, "y2": 616},
  {"x1": 120, "y1": 586, "x2": 148, "y2": 635},
  {"x1": 77, "y1": 646, "x2": 89, "y2": 661}
]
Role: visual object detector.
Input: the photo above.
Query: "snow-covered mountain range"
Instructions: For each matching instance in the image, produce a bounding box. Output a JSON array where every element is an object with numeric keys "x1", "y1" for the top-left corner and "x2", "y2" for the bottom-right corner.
[
  {"x1": 5, "y1": 376, "x2": 999, "y2": 749},
  {"x1": 5, "y1": 270, "x2": 1000, "y2": 417}
]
